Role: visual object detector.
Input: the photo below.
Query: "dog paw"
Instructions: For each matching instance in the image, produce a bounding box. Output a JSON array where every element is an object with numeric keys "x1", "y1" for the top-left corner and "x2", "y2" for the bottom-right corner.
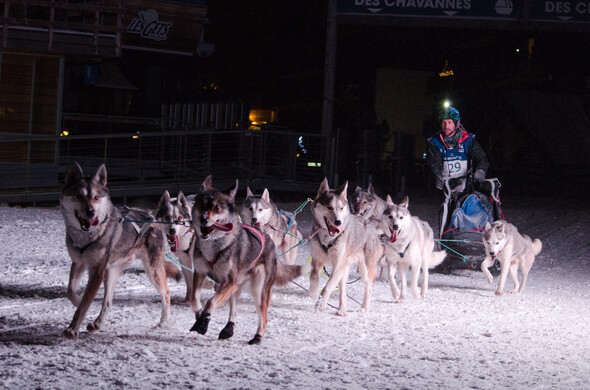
[
  {"x1": 495, "y1": 290, "x2": 503, "y2": 296},
  {"x1": 336, "y1": 309, "x2": 347, "y2": 317},
  {"x1": 86, "y1": 322, "x2": 100, "y2": 333},
  {"x1": 190, "y1": 312, "x2": 210, "y2": 334},
  {"x1": 63, "y1": 328, "x2": 78, "y2": 340},
  {"x1": 248, "y1": 334, "x2": 262, "y2": 345},
  {"x1": 509, "y1": 289, "x2": 519, "y2": 295},
  {"x1": 394, "y1": 298, "x2": 404, "y2": 304},
  {"x1": 314, "y1": 300, "x2": 326, "y2": 312},
  {"x1": 218, "y1": 321, "x2": 235, "y2": 340}
]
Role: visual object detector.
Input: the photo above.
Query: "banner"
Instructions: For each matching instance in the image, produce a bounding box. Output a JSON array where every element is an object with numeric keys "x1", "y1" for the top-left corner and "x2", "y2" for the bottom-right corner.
[
  {"x1": 337, "y1": 0, "x2": 522, "y2": 20},
  {"x1": 532, "y1": 1, "x2": 590, "y2": 22}
]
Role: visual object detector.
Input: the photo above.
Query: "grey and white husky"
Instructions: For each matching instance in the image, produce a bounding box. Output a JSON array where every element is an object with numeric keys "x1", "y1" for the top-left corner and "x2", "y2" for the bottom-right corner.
[
  {"x1": 60, "y1": 162, "x2": 180, "y2": 339},
  {"x1": 350, "y1": 183, "x2": 387, "y2": 222},
  {"x1": 155, "y1": 190, "x2": 201, "y2": 301},
  {"x1": 189, "y1": 176, "x2": 307, "y2": 344},
  {"x1": 309, "y1": 178, "x2": 383, "y2": 316},
  {"x1": 350, "y1": 183, "x2": 388, "y2": 279},
  {"x1": 481, "y1": 220, "x2": 542, "y2": 296},
  {"x1": 240, "y1": 187, "x2": 302, "y2": 265},
  {"x1": 380, "y1": 195, "x2": 446, "y2": 303}
]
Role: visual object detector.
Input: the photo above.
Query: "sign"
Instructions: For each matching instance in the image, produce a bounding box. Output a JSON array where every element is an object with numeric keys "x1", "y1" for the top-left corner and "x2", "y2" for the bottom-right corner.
[
  {"x1": 127, "y1": 10, "x2": 172, "y2": 42},
  {"x1": 122, "y1": 0, "x2": 207, "y2": 55},
  {"x1": 532, "y1": 1, "x2": 590, "y2": 22},
  {"x1": 337, "y1": 0, "x2": 522, "y2": 20}
]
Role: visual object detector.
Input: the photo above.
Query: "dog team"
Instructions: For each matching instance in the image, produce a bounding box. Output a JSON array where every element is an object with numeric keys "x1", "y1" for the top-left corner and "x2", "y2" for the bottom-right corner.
[{"x1": 60, "y1": 162, "x2": 542, "y2": 343}]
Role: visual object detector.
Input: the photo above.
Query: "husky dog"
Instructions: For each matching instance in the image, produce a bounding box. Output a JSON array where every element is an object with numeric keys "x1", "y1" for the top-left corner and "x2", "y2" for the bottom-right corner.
[
  {"x1": 60, "y1": 162, "x2": 180, "y2": 339},
  {"x1": 156, "y1": 190, "x2": 199, "y2": 301},
  {"x1": 350, "y1": 183, "x2": 387, "y2": 222},
  {"x1": 309, "y1": 178, "x2": 383, "y2": 316},
  {"x1": 240, "y1": 187, "x2": 302, "y2": 265},
  {"x1": 380, "y1": 195, "x2": 446, "y2": 303},
  {"x1": 350, "y1": 183, "x2": 388, "y2": 279},
  {"x1": 189, "y1": 176, "x2": 307, "y2": 344},
  {"x1": 481, "y1": 220, "x2": 542, "y2": 296}
]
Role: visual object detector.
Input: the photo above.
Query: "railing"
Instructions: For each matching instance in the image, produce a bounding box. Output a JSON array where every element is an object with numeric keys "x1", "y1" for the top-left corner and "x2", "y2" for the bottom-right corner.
[{"x1": 0, "y1": 125, "x2": 327, "y2": 204}]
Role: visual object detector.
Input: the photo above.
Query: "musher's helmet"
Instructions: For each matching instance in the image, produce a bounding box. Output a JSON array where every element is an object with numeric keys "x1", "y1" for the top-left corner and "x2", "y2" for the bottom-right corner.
[{"x1": 438, "y1": 106, "x2": 460, "y2": 124}]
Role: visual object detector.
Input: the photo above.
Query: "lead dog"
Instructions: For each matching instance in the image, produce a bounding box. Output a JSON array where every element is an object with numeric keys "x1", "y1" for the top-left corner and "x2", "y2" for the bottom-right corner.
[
  {"x1": 380, "y1": 195, "x2": 446, "y2": 302},
  {"x1": 309, "y1": 178, "x2": 383, "y2": 315},
  {"x1": 481, "y1": 220, "x2": 542, "y2": 295},
  {"x1": 241, "y1": 187, "x2": 302, "y2": 265},
  {"x1": 189, "y1": 176, "x2": 306, "y2": 344},
  {"x1": 60, "y1": 162, "x2": 179, "y2": 339}
]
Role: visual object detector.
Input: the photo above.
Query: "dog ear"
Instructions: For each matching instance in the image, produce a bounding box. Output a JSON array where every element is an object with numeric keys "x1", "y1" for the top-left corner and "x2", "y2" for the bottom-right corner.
[
  {"x1": 202, "y1": 175, "x2": 213, "y2": 192},
  {"x1": 317, "y1": 178, "x2": 329, "y2": 198},
  {"x1": 64, "y1": 162, "x2": 84, "y2": 187},
  {"x1": 399, "y1": 196, "x2": 409, "y2": 209},
  {"x1": 94, "y1": 164, "x2": 107, "y2": 187},
  {"x1": 336, "y1": 181, "x2": 348, "y2": 200},
  {"x1": 368, "y1": 183, "x2": 375, "y2": 195},
  {"x1": 497, "y1": 222, "x2": 504, "y2": 233},
  {"x1": 246, "y1": 187, "x2": 254, "y2": 197},
  {"x1": 484, "y1": 221, "x2": 491, "y2": 230},
  {"x1": 227, "y1": 179, "x2": 238, "y2": 200},
  {"x1": 262, "y1": 188, "x2": 270, "y2": 203},
  {"x1": 385, "y1": 194, "x2": 394, "y2": 205},
  {"x1": 157, "y1": 191, "x2": 170, "y2": 214},
  {"x1": 177, "y1": 191, "x2": 187, "y2": 207}
]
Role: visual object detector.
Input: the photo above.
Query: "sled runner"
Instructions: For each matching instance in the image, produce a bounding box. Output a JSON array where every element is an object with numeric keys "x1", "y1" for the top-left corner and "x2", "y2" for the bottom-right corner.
[{"x1": 436, "y1": 176, "x2": 503, "y2": 272}]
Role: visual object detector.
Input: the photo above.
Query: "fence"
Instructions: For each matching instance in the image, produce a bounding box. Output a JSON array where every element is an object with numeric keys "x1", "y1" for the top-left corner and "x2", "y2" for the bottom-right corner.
[{"x1": 0, "y1": 109, "x2": 327, "y2": 204}]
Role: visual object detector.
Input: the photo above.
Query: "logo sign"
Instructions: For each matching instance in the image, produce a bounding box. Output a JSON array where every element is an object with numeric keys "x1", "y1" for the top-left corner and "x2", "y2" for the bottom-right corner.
[
  {"x1": 532, "y1": 1, "x2": 590, "y2": 22},
  {"x1": 127, "y1": 9, "x2": 172, "y2": 41},
  {"x1": 337, "y1": 0, "x2": 522, "y2": 20}
]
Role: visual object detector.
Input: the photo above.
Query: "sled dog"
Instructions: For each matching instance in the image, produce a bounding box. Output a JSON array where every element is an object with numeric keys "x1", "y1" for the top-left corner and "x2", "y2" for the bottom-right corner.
[
  {"x1": 350, "y1": 183, "x2": 388, "y2": 279},
  {"x1": 350, "y1": 183, "x2": 387, "y2": 222},
  {"x1": 156, "y1": 190, "x2": 206, "y2": 301},
  {"x1": 380, "y1": 195, "x2": 446, "y2": 303},
  {"x1": 60, "y1": 162, "x2": 180, "y2": 339},
  {"x1": 481, "y1": 220, "x2": 542, "y2": 295},
  {"x1": 309, "y1": 178, "x2": 383, "y2": 315},
  {"x1": 241, "y1": 187, "x2": 302, "y2": 265},
  {"x1": 189, "y1": 176, "x2": 306, "y2": 344}
]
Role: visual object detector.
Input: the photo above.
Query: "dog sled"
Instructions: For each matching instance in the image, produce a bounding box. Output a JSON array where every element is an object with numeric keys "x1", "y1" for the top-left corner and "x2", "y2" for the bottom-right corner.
[{"x1": 435, "y1": 175, "x2": 503, "y2": 272}]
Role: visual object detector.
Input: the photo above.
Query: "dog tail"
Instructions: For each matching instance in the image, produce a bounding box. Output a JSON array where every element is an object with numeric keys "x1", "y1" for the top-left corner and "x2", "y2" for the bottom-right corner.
[
  {"x1": 428, "y1": 249, "x2": 447, "y2": 269},
  {"x1": 532, "y1": 239, "x2": 542, "y2": 256},
  {"x1": 164, "y1": 261, "x2": 182, "y2": 282},
  {"x1": 274, "y1": 260, "x2": 309, "y2": 286}
]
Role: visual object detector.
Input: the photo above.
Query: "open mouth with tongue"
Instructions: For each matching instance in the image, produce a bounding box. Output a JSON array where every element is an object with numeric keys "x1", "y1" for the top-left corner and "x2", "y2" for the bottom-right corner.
[
  {"x1": 324, "y1": 217, "x2": 340, "y2": 237},
  {"x1": 77, "y1": 213, "x2": 99, "y2": 231},
  {"x1": 167, "y1": 234, "x2": 179, "y2": 252},
  {"x1": 252, "y1": 222, "x2": 261, "y2": 228},
  {"x1": 200, "y1": 222, "x2": 233, "y2": 239},
  {"x1": 389, "y1": 227, "x2": 399, "y2": 243}
]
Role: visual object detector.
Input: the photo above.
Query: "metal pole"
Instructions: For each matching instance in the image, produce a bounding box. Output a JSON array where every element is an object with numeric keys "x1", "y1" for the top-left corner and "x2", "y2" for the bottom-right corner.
[{"x1": 321, "y1": 0, "x2": 337, "y2": 182}]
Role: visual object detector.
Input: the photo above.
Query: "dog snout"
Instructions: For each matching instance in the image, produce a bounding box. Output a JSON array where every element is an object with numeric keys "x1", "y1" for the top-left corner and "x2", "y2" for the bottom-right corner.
[
  {"x1": 393, "y1": 224, "x2": 399, "y2": 231},
  {"x1": 334, "y1": 219, "x2": 341, "y2": 227},
  {"x1": 200, "y1": 211, "x2": 209, "y2": 225},
  {"x1": 87, "y1": 206, "x2": 95, "y2": 217},
  {"x1": 251, "y1": 217, "x2": 258, "y2": 224},
  {"x1": 169, "y1": 227, "x2": 176, "y2": 235}
]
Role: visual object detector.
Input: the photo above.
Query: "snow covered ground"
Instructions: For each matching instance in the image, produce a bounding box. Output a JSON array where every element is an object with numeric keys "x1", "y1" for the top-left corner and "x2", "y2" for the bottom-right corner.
[{"x1": 1, "y1": 193, "x2": 590, "y2": 390}]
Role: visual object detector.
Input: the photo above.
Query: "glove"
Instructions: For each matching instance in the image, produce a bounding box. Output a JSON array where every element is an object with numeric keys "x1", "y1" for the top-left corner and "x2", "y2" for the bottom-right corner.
[
  {"x1": 449, "y1": 178, "x2": 461, "y2": 190},
  {"x1": 473, "y1": 169, "x2": 486, "y2": 182}
]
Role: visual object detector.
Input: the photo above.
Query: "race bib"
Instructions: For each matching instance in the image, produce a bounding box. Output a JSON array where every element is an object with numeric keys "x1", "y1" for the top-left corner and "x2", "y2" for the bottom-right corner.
[{"x1": 442, "y1": 150, "x2": 468, "y2": 179}]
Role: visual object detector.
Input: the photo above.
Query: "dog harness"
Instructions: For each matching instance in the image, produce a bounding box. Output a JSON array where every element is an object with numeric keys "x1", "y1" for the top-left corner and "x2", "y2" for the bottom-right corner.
[{"x1": 207, "y1": 224, "x2": 265, "y2": 270}]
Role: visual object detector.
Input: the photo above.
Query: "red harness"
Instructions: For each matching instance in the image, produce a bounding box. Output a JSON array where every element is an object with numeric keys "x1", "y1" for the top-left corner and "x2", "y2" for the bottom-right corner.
[{"x1": 207, "y1": 223, "x2": 265, "y2": 269}]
